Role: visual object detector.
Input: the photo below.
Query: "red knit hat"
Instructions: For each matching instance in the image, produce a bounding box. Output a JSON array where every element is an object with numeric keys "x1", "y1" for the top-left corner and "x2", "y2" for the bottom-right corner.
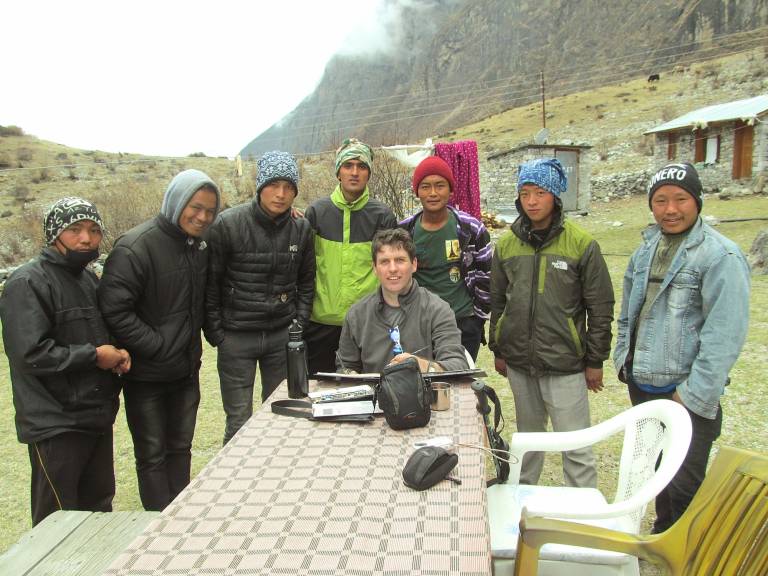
[{"x1": 412, "y1": 156, "x2": 456, "y2": 194}]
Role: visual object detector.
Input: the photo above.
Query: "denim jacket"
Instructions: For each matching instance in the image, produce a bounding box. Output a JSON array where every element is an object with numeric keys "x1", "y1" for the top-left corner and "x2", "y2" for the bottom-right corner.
[{"x1": 613, "y1": 218, "x2": 750, "y2": 419}]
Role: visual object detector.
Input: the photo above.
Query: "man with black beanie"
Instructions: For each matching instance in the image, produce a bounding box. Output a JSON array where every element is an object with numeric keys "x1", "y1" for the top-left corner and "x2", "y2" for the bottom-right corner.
[
  {"x1": 614, "y1": 162, "x2": 750, "y2": 532},
  {"x1": 1, "y1": 197, "x2": 130, "y2": 525}
]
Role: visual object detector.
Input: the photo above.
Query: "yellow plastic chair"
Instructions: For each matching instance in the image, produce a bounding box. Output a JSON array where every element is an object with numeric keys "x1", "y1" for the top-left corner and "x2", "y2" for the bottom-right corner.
[{"x1": 513, "y1": 445, "x2": 768, "y2": 576}]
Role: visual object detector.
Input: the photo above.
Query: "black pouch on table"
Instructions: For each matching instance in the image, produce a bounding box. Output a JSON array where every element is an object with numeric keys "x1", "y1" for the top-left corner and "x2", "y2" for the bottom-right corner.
[{"x1": 376, "y1": 356, "x2": 431, "y2": 430}]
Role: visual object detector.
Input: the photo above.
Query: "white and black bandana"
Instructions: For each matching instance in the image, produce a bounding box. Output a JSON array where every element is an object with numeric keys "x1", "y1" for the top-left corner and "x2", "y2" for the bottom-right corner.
[{"x1": 43, "y1": 196, "x2": 104, "y2": 245}]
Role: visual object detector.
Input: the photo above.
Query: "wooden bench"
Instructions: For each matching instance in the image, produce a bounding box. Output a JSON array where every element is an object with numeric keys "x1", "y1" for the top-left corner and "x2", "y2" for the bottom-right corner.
[{"x1": 0, "y1": 510, "x2": 158, "y2": 576}]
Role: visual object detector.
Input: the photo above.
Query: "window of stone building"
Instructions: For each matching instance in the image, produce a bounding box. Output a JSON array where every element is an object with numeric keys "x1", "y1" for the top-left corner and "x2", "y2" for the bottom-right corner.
[
  {"x1": 705, "y1": 135, "x2": 720, "y2": 164},
  {"x1": 667, "y1": 133, "x2": 677, "y2": 160}
]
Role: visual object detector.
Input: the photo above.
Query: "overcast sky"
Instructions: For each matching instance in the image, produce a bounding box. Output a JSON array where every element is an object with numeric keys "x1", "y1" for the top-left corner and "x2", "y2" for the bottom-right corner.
[{"x1": 0, "y1": 0, "x2": 388, "y2": 158}]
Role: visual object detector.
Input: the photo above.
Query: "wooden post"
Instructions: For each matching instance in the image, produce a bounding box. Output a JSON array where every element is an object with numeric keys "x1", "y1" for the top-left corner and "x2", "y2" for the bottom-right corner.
[{"x1": 541, "y1": 70, "x2": 546, "y2": 129}]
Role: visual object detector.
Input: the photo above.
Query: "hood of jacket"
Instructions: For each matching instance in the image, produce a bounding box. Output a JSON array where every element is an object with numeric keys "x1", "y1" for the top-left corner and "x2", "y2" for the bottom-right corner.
[{"x1": 160, "y1": 169, "x2": 221, "y2": 231}]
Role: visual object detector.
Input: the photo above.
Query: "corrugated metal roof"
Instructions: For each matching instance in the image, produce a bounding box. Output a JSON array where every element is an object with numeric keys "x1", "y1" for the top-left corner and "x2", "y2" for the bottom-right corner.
[{"x1": 644, "y1": 94, "x2": 768, "y2": 134}]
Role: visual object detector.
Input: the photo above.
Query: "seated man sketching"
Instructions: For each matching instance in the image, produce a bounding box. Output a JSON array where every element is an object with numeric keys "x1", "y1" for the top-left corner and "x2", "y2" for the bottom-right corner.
[{"x1": 336, "y1": 228, "x2": 469, "y2": 374}]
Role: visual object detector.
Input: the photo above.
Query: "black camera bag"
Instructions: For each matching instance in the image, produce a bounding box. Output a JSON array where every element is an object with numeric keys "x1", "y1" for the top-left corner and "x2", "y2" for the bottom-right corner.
[{"x1": 376, "y1": 357, "x2": 431, "y2": 430}]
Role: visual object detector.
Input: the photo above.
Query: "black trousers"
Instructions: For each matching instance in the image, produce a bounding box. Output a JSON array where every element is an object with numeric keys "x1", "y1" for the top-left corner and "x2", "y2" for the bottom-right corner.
[
  {"x1": 305, "y1": 321, "x2": 343, "y2": 375},
  {"x1": 627, "y1": 379, "x2": 722, "y2": 533},
  {"x1": 123, "y1": 375, "x2": 200, "y2": 511},
  {"x1": 28, "y1": 430, "x2": 115, "y2": 526},
  {"x1": 456, "y1": 315, "x2": 485, "y2": 362},
  {"x1": 217, "y1": 328, "x2": 288, "y2": 445}
]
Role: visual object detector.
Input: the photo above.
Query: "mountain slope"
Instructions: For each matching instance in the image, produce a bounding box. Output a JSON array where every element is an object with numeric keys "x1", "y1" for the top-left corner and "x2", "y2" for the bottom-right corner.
[{"x1": 241, "y1": 0, "x2": 768, "y2": 156}]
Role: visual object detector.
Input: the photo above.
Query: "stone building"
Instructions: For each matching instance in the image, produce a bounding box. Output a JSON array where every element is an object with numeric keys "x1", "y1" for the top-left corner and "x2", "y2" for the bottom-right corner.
[
  {"x1": 481, "y1": 143, "x2": 593, "y2": 220},
  {"x1": 645, "y1": 94, "x2": 768, "y2": 191}
]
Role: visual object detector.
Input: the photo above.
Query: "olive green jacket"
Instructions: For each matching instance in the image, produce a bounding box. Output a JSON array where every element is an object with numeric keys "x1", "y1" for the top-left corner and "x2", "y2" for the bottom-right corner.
[{"x1": 489, "y1": 213, "x2": 614, "y2": 375}]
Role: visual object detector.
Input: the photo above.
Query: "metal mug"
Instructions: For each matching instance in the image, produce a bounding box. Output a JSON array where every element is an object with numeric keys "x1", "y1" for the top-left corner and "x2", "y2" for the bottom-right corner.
[{"x1": 430, "y1": 382, "x2": 451, "y2": 411}]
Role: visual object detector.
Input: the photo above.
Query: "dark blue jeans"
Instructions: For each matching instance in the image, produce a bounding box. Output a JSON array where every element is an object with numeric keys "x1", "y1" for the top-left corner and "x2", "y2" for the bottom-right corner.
[
  {"x1": 627, "y1": 378, "x2": 722, "y2": 533},
  {"x1": 123, "y1": 375, "x2": 200, "y2": 511},
  {"x1": 29, "y1": 430, "x2": 115, "y2": 525}
]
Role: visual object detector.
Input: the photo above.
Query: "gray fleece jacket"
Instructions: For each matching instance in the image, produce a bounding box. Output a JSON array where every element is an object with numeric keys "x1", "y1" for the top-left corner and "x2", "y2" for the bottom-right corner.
[{"x1": 337, "y1": 279, "x2": 468, "y2": 374}]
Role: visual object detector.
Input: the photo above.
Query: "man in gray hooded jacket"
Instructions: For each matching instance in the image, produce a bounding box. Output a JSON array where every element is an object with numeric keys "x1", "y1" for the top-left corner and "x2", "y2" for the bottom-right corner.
[{"x1": 99, "y1": 169, "x2": 220, "y2": 511}]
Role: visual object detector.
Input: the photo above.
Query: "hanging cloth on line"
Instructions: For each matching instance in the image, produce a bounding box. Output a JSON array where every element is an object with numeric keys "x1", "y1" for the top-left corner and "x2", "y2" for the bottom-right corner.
[
  {"x1": 380, "y1": 139, "x2": 434, "y2": 168},
  {"x1": 434, "y1": 140, "x2": 481, "y2": 220}
]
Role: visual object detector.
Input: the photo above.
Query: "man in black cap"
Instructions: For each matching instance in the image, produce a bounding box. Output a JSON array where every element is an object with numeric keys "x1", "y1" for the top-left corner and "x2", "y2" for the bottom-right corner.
[
  {"x1": 0, "y1": 197, "x2": 130, "y2": 525},
  {"x1": 614, "y1": 162, "x2": 751, "y2": 532}
]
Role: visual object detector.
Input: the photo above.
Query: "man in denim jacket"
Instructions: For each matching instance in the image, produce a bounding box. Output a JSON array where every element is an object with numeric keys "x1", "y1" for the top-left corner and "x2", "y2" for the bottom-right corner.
[{"x1": 614, "y1": 162, "x2": 750, "y2": 533}]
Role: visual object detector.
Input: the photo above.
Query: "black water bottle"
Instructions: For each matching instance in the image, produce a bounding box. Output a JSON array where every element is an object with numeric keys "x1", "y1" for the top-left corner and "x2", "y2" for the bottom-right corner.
[{"x1": 286, "y1": 320, "x2": 308, "y2": 398}]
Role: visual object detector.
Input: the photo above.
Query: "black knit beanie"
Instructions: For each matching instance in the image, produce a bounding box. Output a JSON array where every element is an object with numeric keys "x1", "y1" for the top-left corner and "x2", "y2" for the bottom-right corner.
[{"x1": 648, "y1": 162, "x2": 703, "y2": 212}]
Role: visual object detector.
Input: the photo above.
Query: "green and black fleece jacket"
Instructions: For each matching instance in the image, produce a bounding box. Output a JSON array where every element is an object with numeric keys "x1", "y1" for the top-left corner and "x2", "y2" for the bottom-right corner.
[
  {"x1": 489, "y1": 213, "x2": 614, "y2": 375},
  {"x1": 305, "y1": 185, "x2": 397, "y2": 326}
]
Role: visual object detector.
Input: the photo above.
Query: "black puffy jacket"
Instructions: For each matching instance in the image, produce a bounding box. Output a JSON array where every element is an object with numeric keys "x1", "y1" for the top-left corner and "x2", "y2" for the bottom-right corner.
[
  {"x1": 0, "y1": 248, "x2": 120, "y2": 443},
  {"x1": 98, "y1": 215, "x2": 208, "y2": 382},
  {"x1": 204, "y1": 200, "x2": 315, "y2": 345}
]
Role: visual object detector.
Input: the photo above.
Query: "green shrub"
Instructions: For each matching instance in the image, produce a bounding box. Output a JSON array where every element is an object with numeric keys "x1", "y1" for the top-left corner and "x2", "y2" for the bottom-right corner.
[
  {"x1": 16, "y1": 148, "x2": 32, "y2": 163},
  {"x1": 10, "y1": 185, "x2": 30, "y2": 200},
  {"x1": 0, "y1": 125, "x2": 24, "y2": 137},
  {"x1": 31, "y1": 168, "x2": 51, "y2": 184},
  {"x1": 97, "y1": 177, "x2": 163, "y2": 251}
]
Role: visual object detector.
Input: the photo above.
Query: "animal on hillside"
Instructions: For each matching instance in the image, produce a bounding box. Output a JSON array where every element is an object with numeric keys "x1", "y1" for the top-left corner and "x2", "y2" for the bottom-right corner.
[{"x1": 647, "y1": 73, "x2": 660, "y2": 82}]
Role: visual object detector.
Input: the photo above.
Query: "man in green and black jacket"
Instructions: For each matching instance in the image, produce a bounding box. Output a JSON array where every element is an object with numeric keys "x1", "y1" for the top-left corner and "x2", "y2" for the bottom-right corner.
[
  {"x1": 304, "y1": 139, "x2": 397, "y2": 374},
  {"x1": 489, "y1": 158, "x2": 614, "y2": 488}
]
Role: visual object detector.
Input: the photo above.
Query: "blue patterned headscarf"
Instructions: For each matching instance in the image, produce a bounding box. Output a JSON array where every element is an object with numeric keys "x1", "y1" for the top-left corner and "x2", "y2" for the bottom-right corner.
[{"x1": 517, "y1": 158, "x2": 567, "y2": 198}]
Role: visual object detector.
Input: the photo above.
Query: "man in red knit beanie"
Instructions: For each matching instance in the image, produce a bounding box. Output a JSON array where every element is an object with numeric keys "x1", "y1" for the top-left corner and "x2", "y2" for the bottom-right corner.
[{"x1": 400, "y1": 156, "x2": 491, "y2": 361}]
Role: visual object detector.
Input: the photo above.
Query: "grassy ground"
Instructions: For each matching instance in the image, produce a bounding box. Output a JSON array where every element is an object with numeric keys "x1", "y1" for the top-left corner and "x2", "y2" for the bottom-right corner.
[{"x1": 1, "y1": 194, "x2": 767, "y2": 571}]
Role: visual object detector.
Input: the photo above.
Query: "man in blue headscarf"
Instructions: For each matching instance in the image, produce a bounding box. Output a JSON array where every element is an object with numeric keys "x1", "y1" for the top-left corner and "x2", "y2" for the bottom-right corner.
[
  {"x1": 99, "y1": 169, "x2": 220, "y2": 511},
  {"x1": 488, "y1": 158, "x2": 614, "y2": 488}
]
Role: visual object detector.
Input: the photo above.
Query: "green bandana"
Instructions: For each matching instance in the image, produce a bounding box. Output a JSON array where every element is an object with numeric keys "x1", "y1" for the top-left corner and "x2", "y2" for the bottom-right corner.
[{"x1": 335, "y1": 138, "x2": 373, "y2": 175}]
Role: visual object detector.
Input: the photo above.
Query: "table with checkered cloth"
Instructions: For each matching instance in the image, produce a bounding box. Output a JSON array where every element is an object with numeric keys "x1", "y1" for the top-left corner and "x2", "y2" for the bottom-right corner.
[{"x1": 104, "y1": 380, "x2": 492, "y2": 575}]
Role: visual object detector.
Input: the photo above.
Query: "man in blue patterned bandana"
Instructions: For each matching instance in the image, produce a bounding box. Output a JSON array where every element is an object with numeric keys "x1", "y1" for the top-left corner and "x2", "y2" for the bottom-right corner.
[
  {"x1": 205, "y1": 151, "x2": 315, "y2": 444},
  {"x1": 489, "y1": 158, "x2": 615, "y2": 488}
]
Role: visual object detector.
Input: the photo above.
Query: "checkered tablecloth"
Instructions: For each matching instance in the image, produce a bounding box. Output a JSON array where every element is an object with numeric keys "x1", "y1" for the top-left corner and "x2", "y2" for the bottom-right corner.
[{"x1": 104, "y1": 381, "x2": 491, "y2": 575}]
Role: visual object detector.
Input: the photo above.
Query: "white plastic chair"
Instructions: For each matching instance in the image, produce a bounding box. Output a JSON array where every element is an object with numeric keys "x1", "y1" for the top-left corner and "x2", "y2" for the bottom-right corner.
[{"x1": 487, "y1": 399, "x2": 692, "y2": 576}]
